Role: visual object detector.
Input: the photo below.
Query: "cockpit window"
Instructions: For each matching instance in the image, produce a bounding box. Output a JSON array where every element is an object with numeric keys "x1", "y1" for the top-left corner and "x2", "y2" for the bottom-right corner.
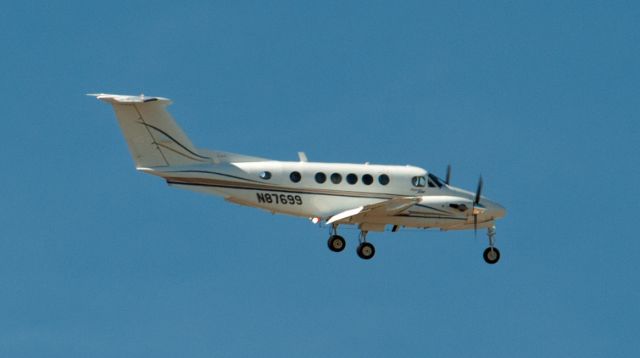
[
  {"x1": 427, "y1": 173, "x2": 444, "y2": 188},
  {"x1": 411, "y1": 176, "x2": 426, "y2": 187}
]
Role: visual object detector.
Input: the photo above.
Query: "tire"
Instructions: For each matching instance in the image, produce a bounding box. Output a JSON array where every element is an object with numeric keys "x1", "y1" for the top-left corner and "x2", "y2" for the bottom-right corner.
[
  {"x1": 357, "y1": 242, "x2": 375, "y2": 260},
  {"x1": 328, "y1": 235, "x2": 346, "y2": 252},
  {"x1": 483, "y1": 247, "x2": 500, "y2": 264}
]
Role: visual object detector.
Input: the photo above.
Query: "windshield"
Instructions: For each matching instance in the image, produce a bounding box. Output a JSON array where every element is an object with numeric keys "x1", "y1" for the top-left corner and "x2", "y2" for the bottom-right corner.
[{"x1": 427, "y1": 173, "x2": 445, "y2": 188}]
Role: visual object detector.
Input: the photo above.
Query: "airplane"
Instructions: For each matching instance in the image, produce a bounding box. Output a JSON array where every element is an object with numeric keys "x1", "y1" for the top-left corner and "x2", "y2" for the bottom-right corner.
[{"x1": 90, "y1": 93, "x2": 506, "y2": 263}]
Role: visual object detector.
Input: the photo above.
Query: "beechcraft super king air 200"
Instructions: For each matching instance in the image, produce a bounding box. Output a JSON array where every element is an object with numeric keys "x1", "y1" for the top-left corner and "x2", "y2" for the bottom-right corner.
[{"x1": 91, "y1": 93, "x2": 507, "y2": 263}]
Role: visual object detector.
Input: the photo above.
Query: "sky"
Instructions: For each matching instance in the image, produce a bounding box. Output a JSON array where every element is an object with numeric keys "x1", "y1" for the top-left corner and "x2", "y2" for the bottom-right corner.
[{"x1": 1, "y1": 1, "x2": 639, "y2": 357}]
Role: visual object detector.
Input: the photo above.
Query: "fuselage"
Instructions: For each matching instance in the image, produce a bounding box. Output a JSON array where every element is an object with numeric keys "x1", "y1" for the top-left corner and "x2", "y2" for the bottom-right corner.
[{"x1": 143, "y1": 159, "x2": 506, "y2": 232}]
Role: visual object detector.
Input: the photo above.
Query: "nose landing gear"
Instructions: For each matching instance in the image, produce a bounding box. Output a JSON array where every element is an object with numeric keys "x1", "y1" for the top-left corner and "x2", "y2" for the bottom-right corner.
[{"x1": 483, "y1": 226, "x2": 501, "y2": 264}]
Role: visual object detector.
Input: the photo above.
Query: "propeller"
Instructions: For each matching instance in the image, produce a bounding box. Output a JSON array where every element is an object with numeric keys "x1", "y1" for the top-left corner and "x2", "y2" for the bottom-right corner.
[
  {"x1": 445, "y1": 165, "x2": 452, "y2": 185},
  {"x1": 474, "y1": 176, "x2": 483, "y2": 205},
  {"x1": 472, "y1": 176, "x2": 485, "y2": 237}
]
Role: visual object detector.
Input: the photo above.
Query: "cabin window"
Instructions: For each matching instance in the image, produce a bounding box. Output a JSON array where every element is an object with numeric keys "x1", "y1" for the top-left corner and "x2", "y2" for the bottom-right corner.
[
  {"x1": 378, "y1": 174, "x2": 390, "y2": 185},
  {"x1": 259, "y1": 171, "x2": 271, "y2": 180},
  {"x1": 412, "y1": 176, "x2": 426, "y2": 187},
  {"x1": 330, "y1": 173, "x2": 342, "y2": 184},
  {"x1": 346, "y1": 173, "x2": 358, "y2": 185},
  {"x1": 290, "y1": 171, "x2": 302, "y2": 183},
  {"x1": 315, "y1": 172, "x2": 326, "y2": 184},
  {"x1": 362, "y1": 174, "x2": 373, "y2": 185}
]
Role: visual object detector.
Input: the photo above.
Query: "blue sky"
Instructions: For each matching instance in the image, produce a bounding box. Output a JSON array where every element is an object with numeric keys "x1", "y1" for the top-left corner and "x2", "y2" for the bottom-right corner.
[{"x1": 1, "y1": 1, "x2": 639, "y2": 357}]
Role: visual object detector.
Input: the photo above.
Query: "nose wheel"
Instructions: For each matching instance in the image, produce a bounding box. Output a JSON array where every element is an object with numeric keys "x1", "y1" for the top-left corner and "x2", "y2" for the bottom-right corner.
[
  {"x1": 483, "y1": 226, "x2": 501, "y2": 264},
  {"x1": 483, "y1": 247, "x2": 500, "y2": 264}
]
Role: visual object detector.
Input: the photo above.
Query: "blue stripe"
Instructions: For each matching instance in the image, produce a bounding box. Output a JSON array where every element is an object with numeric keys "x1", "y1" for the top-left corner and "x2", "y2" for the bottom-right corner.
[
  {"x1": 167, "y1": 181, "x2": 394, "y2": 200},
  {"x1": 140, "y1": 122, "x2": 211, "y2": 160},
  {"x1": 168, "y1": 170, "x2": 262, "y2": 183},
  {"x1": 415, "y1": 203, "x2": 450, "y2": 214}
]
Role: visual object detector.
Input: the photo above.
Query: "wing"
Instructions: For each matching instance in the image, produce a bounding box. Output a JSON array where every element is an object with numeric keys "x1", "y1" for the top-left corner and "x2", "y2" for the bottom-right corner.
[{"x1": 326, "y1": 196, "x2": 422, "y2": 225}]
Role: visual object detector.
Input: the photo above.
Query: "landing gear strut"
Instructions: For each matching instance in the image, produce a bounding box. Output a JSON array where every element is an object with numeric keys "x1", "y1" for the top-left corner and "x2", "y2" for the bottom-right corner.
[
  {"x1": 356, "y1": 231, "x2": 375, "y2": 260},
  {"x1": 327, "y1": 225, "x2": 346, "y2": 252},
  {"x1": 483, "y1": 225, "x2": 500, "y2": 264}
]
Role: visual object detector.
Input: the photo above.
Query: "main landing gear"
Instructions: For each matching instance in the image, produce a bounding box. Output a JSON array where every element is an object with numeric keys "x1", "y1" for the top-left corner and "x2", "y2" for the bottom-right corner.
[
  {"x1": 483, "y1": 225, "x2": 500, "y2": 264},
  {"x1": 356, "y1": 231, "x2": 375, "y2": 260},
  {"x1": 327, "y1": 234, "x2": 346, "y2": 252},
  {"x1": 327, "y1": 225, "x2": 375, "y2": 260},
  {"x1": 327, "y1": 224, "x2": 346, "y2": 253}
]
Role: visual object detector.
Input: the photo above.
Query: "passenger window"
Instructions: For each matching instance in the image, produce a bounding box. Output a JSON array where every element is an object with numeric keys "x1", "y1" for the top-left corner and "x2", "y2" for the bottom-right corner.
[
  {"x1": 315, "y1": 172, "x2": 326, "y2": 184},
  {"x1": 362, "y1": 174, "x2": 373, "y2": 185},
  {"x1": 290, "y1": 171, "x2": 301, "y2": 183},
  {"x1": 346, "y1": 173, "x2": 358, "y2": 185},
  {"x1": 331, "y1": 173, "x2": 342, "y2": 184},
  {"x1": 378, "y1": 174, "x2": 390, "y2": 185},
  {"x1": 259, "y1": 171, "x2": 271, "y2": 180},
  {"x1": 412, "y1": 176, "x2": 426, "y2": 187}
]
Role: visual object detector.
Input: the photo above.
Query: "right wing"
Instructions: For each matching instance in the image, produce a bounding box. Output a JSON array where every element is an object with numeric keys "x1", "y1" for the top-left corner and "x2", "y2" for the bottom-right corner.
[{"x1": 326, "y1": 196, "x2": 422, "y2": 225}]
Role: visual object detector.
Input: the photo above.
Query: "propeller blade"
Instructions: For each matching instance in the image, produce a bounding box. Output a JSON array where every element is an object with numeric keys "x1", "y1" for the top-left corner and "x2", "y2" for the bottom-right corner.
[
  {"x1": 473, "y1": 175, "x2": 483, "y2": 238},
  {"x1": 474, "y1": 176, "x2": 483, "y2": 205},
  {"x1": 445, "y1": 165, "x2": 451, "y2": 185},
  {"x1": 474, "y1": 213, "x2": 478, "y2": 238}
]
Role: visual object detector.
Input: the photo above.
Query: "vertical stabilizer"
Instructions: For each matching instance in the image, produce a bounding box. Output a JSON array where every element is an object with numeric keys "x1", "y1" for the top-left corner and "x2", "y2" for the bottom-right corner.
[{"x1": 90, "y1": 93, "x2": 210, "y2": 168}]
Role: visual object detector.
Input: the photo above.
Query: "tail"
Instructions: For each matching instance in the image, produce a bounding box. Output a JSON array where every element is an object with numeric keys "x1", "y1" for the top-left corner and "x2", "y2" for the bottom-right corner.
[{"x1": 90, "y1": 93, "x2": 211, "y2": 168}]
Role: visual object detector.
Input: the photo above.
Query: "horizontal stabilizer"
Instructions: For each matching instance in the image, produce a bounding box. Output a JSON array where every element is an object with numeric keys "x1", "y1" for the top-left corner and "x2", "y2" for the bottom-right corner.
[{"x1": 89, "y1": 93, "x2": 171, "y2": 105}]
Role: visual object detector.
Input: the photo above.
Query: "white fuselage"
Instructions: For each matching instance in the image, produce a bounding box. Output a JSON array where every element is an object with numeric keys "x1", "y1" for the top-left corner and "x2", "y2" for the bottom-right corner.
[{"x1": 144, "y1": 160, "x2": 505, "y2": 232}]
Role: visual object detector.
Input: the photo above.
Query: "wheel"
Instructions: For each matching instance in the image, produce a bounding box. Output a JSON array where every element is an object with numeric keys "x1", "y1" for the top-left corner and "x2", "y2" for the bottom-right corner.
[
  {"x1": 483, "y1": 247, "x2": 500, "y2": 264},
  {"x1": 356, "y1": 242, "x2": 375, "y2": 260},
  {"x1": 327, "y1": 235, "x2": 346, "y2": 252}
]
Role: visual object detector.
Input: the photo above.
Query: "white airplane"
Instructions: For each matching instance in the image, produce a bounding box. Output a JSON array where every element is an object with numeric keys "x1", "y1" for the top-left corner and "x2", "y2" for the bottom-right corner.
[{"x1": 91, "y1": 93, "x2": 506, "y2": 263}]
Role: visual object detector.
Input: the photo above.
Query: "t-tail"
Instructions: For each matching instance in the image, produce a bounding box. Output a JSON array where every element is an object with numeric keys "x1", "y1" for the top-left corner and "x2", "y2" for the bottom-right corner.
[{"x1": 89, "y1": 93, "x2": 212, "y2": 169}]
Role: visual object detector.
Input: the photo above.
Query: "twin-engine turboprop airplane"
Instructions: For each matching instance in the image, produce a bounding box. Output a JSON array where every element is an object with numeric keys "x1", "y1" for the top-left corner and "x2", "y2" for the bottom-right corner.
[{"x1": 91, "y1": 93, "x2": 506, "y2": 263}]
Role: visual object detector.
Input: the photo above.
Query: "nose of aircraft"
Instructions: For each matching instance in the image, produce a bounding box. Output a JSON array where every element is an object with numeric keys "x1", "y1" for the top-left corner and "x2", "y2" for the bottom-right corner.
[{"x1": 486, "y1": 201, "x2": 506, "y2": 219}]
